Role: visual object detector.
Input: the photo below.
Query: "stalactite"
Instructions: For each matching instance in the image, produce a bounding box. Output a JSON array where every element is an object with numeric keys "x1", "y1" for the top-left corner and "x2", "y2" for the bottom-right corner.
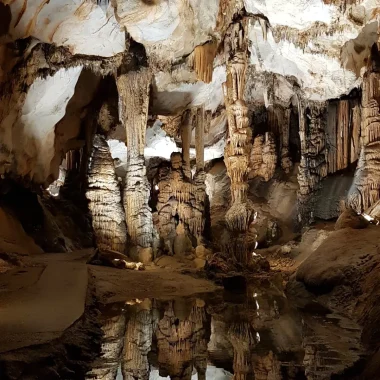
[
  {"x1": 348, "y1": 45, "x2": 380, "y2": 212},
  {"x1": 86, "y1": 135, "x2": 127, "y2": 253},
  {"x1": 281, "y1": 108, "x2": 293, "y2": 173},
  {"x1": 117, "y1": 68, "x2": 154, "y2": 255},
  {"x1": 122, "y1": 300, "x2": 153, "y2": 380},
  {"x1": 190, "y1": 41, "x2": 218, "y2": 84},
  {"x1": 297, "y1": 102, "x2": 328, "y2": 225}
]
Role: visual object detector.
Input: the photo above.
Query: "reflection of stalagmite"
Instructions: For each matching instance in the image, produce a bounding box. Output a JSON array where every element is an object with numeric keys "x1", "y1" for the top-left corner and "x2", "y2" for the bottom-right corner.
[
  {"x1": 349, "y1": 44, "x2": 380, "y2": 212},
  {"x1": 156, "y1": 299, "x2": 209, "y2": 380},
  {"x1": 86, "y1": 135, "x2": 127, "y2": 253},
  {"x1": 297, "y1": 102, "x2": 327, "y2": 225},
  {"x1": 117, "y1": 69, "x2": 154, "y2": 255},
  {"x1": 86, "y1": 305, "x2": 127, "y2": 380},
  {"x1": 228, "y1": 321, "x2": 256, "y2": 380},
  {"x1": 122, "y1": 299, "x2": 153, "y2": 380}
]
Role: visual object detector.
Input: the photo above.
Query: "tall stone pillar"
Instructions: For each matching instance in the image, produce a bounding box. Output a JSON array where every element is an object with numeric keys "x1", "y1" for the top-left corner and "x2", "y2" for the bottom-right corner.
[
  {"x1": 348, "y1": 43, "x2": 380, "y2": 212},
  {"x1": 222, "y1": 21, "x2": 255, "y2": 263},
  {"x1": 296, "y1": 101, "x2": 327, "y2": 226},
  {"x1": 181, "y1": 110, "x2": 193, "y2": 179},
  {"x1": 195, "y1": 106, "x2": 205, "y2": 171},
  {"x1": 86, "y1": 135, "x2": 127, "y2": 253},
  {"x1": 117, "y1": 68, "x2": 154, "y2": 261}
]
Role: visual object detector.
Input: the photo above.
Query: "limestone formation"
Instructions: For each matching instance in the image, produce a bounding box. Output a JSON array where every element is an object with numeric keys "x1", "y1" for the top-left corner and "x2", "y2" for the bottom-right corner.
[
  {"x1": 348, "y1": 44, "x2": 380, "y2": 212},
  {"x1": 297, "y1": 103, "x2": 328, "y2": 225},
  {"x1": 190, "y1": 41, "x2": 218, "y2": 84},
  {"x1": 155, "y1": 152, "x2": 206, "y2": 254},
  {"x1": 117, "y1": 68, "x2": 154, "y2": 256},
  {"x1": 223, "y1": 21, "x2": 253, "y2": 224},
  {"x1": 86, "y1": 135, "x2": 127, "y2": 253},
  {"x1": 122, "y1": 300, "x2": 153, "y2": 380},
  {"x1": 249, "y1": 132, "x2": 277, "y2": 181},
  {"x1": 156, "y1": 299, "x2": 209, "y2": 380}
]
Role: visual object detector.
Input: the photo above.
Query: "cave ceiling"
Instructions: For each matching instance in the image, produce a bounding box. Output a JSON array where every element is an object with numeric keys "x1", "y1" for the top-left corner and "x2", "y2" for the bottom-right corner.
[{"x1": 0, "y1": 0, "x2": 379, "y2": 183}]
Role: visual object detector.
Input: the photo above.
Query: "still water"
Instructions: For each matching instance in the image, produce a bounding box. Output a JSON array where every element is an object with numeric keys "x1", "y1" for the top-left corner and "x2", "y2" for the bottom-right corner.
[{"x1": 85, "y1": 280, "x2": 365, "y2": 380}]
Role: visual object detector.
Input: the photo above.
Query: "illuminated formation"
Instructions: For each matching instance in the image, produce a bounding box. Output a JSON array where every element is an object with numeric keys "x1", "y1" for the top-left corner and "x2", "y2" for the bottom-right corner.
[
  {"x1": 86, "y1": 135, "x2": 127, "y2": 253},
  {"x1": 349, "y1": 44, "x2": 380, "y2": 212},
  {"x1": 155, "y1": 106, "x2": 207, "y2": 253},
  {"x1": 117, "y1": 68, "x2": 154, "y2": 260}
]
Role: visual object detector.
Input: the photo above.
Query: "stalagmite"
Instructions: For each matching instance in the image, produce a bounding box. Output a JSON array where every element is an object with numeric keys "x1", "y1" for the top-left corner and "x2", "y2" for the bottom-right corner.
[
  {"x1": 349, "y1": 44, "x2": 380, "y2": 212},
  {"x1": 86, "y1": 135, "x2": 127, "y2": 253},
  {"x1": 117, "y1": 69, "x2": 154, "y2": 257},
  {"x1": 281, "y1": 108, "x2": 293, "y2": 173},
  {"x1": 249, "y1": 132, "x2": 277, "y2": 181},
  {"x1": 122, "y1": 300, "x2": 153, "y2": 380},
  {"x1": 297, "y1": 102, "x2": 328, "y2": 225}
]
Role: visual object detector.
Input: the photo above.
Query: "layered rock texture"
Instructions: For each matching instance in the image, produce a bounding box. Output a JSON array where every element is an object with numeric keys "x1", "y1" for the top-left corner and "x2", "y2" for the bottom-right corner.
[{"x1": 86, "y1": 135, "x2": 127, "y2": 253}]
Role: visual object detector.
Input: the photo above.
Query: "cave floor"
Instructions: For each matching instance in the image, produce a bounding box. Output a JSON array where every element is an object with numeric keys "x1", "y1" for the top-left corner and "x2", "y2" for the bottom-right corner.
[{"x1": 0, "y1": 250, "x2": 218, "y2": 353}]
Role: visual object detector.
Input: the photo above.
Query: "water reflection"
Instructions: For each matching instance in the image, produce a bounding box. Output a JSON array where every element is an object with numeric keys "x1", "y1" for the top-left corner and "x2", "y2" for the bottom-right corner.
[{"x1": 86, "y1": 283, "x2": 366, "y2": 380}]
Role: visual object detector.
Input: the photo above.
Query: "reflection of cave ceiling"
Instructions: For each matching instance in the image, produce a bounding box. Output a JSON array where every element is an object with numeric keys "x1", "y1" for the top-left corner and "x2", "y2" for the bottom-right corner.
[{"x1": 0, "y1": 0, "x2": 379, "y2": 183}]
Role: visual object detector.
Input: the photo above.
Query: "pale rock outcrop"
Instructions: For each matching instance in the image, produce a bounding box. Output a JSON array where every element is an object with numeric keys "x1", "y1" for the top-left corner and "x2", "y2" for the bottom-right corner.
[{"x1": 86, "y1": 135, "x2": 127, "y2": 253}]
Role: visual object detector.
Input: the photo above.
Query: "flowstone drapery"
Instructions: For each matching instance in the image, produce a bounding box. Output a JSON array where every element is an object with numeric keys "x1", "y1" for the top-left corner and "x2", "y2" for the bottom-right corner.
[
  {"x1": 349, "y1": 44, "x2": 380, "y2": 212},
  {"x1": 297, "y1": 102, "x2": 328, "y2": 225},
  {"x1": 117, "y1": 68, "x2": 154, "y2": 260},
  {"x1": 86, "y1": 135, "x2": 127, "y2": 253}
]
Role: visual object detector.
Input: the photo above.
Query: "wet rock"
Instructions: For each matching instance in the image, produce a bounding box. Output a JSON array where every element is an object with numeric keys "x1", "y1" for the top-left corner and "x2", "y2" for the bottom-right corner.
[
  {"x1": 247, "y1": 254, "x2": 270, "y2": 273},
  {"x1": 335, "y1": 208, "x2": 369, "y2": 230}
]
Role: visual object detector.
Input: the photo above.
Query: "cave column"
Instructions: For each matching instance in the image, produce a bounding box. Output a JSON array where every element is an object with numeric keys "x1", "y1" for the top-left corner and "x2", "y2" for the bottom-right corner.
[
  {"x1": 116, "y1": 68, "x2": 154, "y2": 262},
  {"x1": 348, "y1": 44, "x2": 380, "y2": 212},
  {"x1": 195, "y1": 106, "x2": 205, "y2": 172},
  {"x1": 181, "y1": 110, "x2": 193, "y2": 179},
  {"x1": 296, "y1": 100, "x2": 327, "y2": 226},
  {"x1": 222, "y1": 21, "x2": 255, "y2": 262}
]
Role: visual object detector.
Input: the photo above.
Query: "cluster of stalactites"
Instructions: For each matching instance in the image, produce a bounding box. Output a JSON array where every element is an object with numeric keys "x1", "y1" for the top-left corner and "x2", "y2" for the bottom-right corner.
[
  {"x1": 249, "y1": 132, "x2": 277, "y2": 181},
  {"x1": 297, "y1": 102, "x2": 328, "y2": 224},
  {"x1": 86, "y1": 135, "x2": 127, "y2": 253},
  {"x1": 117, "y1": 68, "x2": 154, "y2": 249},
  {"x1": 348, "y1": 52, "x2": 380, "y2": 212}
]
